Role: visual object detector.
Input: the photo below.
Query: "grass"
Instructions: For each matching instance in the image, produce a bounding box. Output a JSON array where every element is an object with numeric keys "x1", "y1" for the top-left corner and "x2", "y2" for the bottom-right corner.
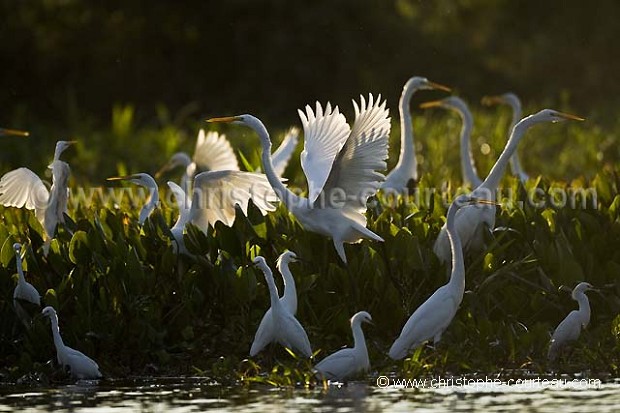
[{"x1": 1, "y1": 102, "x2": 619, "y2": 386}]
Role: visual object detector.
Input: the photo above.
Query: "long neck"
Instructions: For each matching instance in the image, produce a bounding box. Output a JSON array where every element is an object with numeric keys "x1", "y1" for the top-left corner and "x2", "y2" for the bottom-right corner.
[
  {"x1": 446, "y1": 208, "x2": 465, "y2": 296},
  {"x1": 278, "y1": 262, "x2": 297, "y2": 313},
  {"x1": 15, "y1": 251, "x2": 26, "y2": 285},
  {"x1": 140, "y1": 186, "x2": 159, "y2": 225},
  {"x1": 509, "y1": 102, "x2": 522, "y2": 131},
  {"x1": 575, "y1": 292, "x2": 591, "y2": 326},
  {"x1": 251, "y1": 120, "x2": 299, "y2": 208},
  {"x1": 393, "y1": 85, "x2": 417, "y2": 177},
  {"x1": 507, "y1": 103, "x2": 525, "y2": 179},
  {"x1": 351, "y1": 319, "x2": 367, "y2": 352},
  {"x1": 457, "y1": 107, "x2": 481, "y2": 187},
  {"x1": 50, "y1": 314, "x2": 66, "y2": 351},
  {"x1": 480, "y1": 116, "x2": 534, "y2": 191},
  {"x1": 261, "y1": 264, "x2": 282, "y2": 313}
]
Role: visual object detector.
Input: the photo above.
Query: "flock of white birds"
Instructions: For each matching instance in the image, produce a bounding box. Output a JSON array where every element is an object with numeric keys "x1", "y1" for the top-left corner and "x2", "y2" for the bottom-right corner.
[{"x1": 1, "y1": 75, "x2": 594, "y2": 382}]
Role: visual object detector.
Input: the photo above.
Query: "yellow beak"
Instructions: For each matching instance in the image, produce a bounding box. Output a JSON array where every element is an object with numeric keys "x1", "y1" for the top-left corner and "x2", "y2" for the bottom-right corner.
[
  {"x1": 557, "y1": 112, "x2": 585, "y2": 122},
  {"x1": 107, "y1": 175, "x2": 138, "y2": 181},
  {"x1": 206, "y1": 116, "x2": 241, "y2": 123},
  {"x1": 419, "y1": 100, "x2": 445, "y2": 109},
  {"x1": 427, "y1": 81, "x2": 452, "y2": 92},
  {"x1": 0, "y1": 128, "x2": 29, "y2": 137},
  {"x1": 481, "y1": 95, "x2": 504, "y2": 106}
]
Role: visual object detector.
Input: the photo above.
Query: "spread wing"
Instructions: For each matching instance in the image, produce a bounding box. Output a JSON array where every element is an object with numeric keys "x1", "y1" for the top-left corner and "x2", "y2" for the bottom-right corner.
[
  {"x1": 193, "y1": 129, "x2": 240, "y2": 172},
  {"x1": 299, "y1": 102, "x2": 351, "y2": 203},
  {"x1": 316, "y1": 94, "x2": 391, "y2": 215},
  {"x1": 271, "y1": 127, "x2": 299, "y2": 177},
  {"x1": 188, "y1": 170, "x2": 278, "y2": 231},
  {"x1": 0, "y1": 167, "x2": 49, "y2": 224}
]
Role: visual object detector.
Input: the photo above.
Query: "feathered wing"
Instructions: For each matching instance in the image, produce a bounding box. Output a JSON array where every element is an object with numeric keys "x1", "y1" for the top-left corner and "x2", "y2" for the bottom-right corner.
[
  {"x1": 188, "y1": 170, "x2": 278, "y2": 232},
  {"x1": 316, "y1": 94, "x2": 391, "y2": 218},
  {"x1": 315, "y1": 348, "x2": 358, "y2": 380},
  {"x1": 0, "y1": 167, "x2": 49, "y2": 225},
  {"x1": 271, "y1": 127, "x2": 300, "y2": 177},
  {"x1": 279, "y1": 313, "x2": 313, "y2": 358},
  {"x1": 65, "y1": 347, "x2": 101, "y2": 378},
  {"x1": 193, "y1": 130, "x2": 240, "y2": 172},
  {"x1": 299, "y1": 102, "x2": 351, "y2": 203},
  {"x1": 548, "y1": 310, "x2": 582, "y2": 359}
]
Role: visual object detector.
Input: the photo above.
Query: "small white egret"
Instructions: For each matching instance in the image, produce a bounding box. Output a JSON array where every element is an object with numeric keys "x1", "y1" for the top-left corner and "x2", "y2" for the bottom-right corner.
[
  {"x1": 0, "y1": 128, "x2": 29, "y2": 137},
  {"x1": 209, "y1": 94, "x2": 391, "y2": 264},
  {"x1": 166, "y1": 181, "x2": 191, "y2": 255},
  {"x1": 11, "y1": 242, "x2": 41, "y2": 306},
  {"x1": 482, "y1": 93, "x2": 528, "y2": 182},
  {"x1": 0, "y1": 141, "x2": 75, "y2": 249},
  {"x1": 107, "y1": 173, "x2": 160, "y2": 226},
  {"x1": 381, "y1": 76, "x2": 451, "y2": 193},
  {"x1": 548, "y1": 282, "x2": 595, "y2": 361},
  {"x1": 41, "y1": 306, "x2": 102, "y2": 380},
  {"x1": 250, "y1": 256, "x2": 312, "y2": 358},
  {"x1": 420, "y1": 96, "x2": 482, "y2": 187},
  {"x1": 389, "y1": 195, "x2": 495, "y2": 360},
  {"x1": 433, "y1": 109, "x2": 584, "y2": 263},
  {"x1": 250, "y1": 251, "x2": 299, "y2": 356},
  {"x1": 314, "y1": 311, "x2": 372, "y2": 381}
]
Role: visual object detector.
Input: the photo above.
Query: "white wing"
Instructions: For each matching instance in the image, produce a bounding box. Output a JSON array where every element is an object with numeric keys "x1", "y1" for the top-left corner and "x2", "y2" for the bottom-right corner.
[
  {"x1": 279, "y1": 312, "x2": 313, "y2": 358},
  {"x1": 193, "y1": 130, "x2": 240, "y2": 172},
  {"x1": 188, "y1": 170, "x2": 278, "y2": 231},
  {"x1": 299, "y1": 102, "x2": 351, "y2": 203},
  {"x1": 317, "y1": 94, "x2": 391, "y2": 215},
  {"x1": 271, "y1": 127, "x2": 299, "y2": 177},
  {"x1": 315, "y1": 348, "x2": 358, "y2": 380},
  {"x1": 250, "y1": 308, "x2": 275, "y2": 356},
  {"x1": 0, "y1": 167, "x2": 49, "y2": 224}
]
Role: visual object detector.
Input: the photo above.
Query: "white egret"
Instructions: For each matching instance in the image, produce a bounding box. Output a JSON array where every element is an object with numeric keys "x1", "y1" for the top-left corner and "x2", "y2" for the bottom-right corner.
[
  {"x1": 157, "y1": 128, "x2": 298, "y2": 194},
  {"x1": 314, "y1": 311, "x2": 372, "y2": 381},
  {"x1": 548, "y1": 282, "x2": 595, "y2": 361},
  {"x1": 250, "y1": 256, "x2": 312, "y2": 358},
  {"x1": 209, "y1": 94, "x2": 391, "y2": 264},
  {"x1": 41, "y1": 306, "x2": 102, "y2": 380},
  {"x1": 482, "y1": 93, "x2": 528, "y2": 182},
  {"x1": 250, "y1": 250, "x2": 299, "y2": 356},
  {"x1": 107, "y1": 173, "x2": 159, "y2": 226},
  {"x1": 11, "y1": 242, "x2": 41, "y2": 306},
  {"x1": 420, "y1": 96, "x2": 482, "y2": 187},
  {"x1": 166, "y1": 181, "x2": 191, "y2": 255},
  {"x1": 381, "y1": 76, "x2": 451, "y2": 193},
  {"x1": 389, "y1": 195, "x2": 496, "y2": 360},
  {"x1": 0, "y1": 141, "x2": 75, "y2": 249},
  {"x1": 433, "y1": 109, "x2": 584, "y2": 263},
  {"x1": 0, "y1": 128, "x2": 29, "y2": 137}
]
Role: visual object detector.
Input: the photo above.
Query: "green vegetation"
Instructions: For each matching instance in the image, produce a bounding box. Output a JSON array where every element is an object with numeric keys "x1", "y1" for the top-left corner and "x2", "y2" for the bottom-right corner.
[{"x1": 1, "y1": 105, "x2": 619, "y2": 386}]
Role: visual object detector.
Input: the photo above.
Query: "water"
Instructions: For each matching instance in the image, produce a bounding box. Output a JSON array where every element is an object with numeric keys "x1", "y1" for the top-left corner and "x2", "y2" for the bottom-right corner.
[{"x1": 1, "y1": 377, "x2": 618, "y2": 412}]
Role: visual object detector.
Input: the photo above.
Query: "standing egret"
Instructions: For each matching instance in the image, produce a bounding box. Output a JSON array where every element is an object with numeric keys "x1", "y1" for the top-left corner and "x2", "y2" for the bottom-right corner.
[
  {"x1": 482, "y1": 93, "x2": 528, "y2": 182},
  {"x1": 41, "y1": 306, "x2": 102, "y2": 379},
  {"x1": 11, "y1": 242, "x2": 40, "y2": 306},
  {"x1": 250, "y1": 251, "x2": 299, "y2": 356},
  {"x1": 167, "y1": 181, "x2": 191, "y2": 255},
  {"x1": 157, "y1": 128, "x2": 298, "y2": 194},
  {"x1": 390, "y1": 195, "x2": 496, "y2": 360},
  {"x1": 432, "y1": 109, "x2": 584, "y2": 263},
  {"x1": 250, "y1": 256, "x2": 312, "y2": 358},
  {"x1": 0, "y1": 141, "x2": 75, "y2": 251},
  {"x1": 0, "y1": 128, "x2": 29, "y2": 137},
  {"x1": 314, "y1": 311, "x2": 372, "y2": 381},
  {"x1": 548, "y1": 282, "x2": 595, "y2": 361},
  {"x1": 381, "y1": 77, "x2": 451, "y2": 193},
  {"x1": 107, "y1": 173, "x2": 160, "y2": 226},
  {"x1": 209, "y1": 94, "x2": 391, "y2": 264},
  {"x1": 420, "y1": 96, "x2": 482, "y2": 187}
]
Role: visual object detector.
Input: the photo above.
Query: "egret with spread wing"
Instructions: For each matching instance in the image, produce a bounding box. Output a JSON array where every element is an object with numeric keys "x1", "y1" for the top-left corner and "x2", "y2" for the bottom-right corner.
[
  {"x1": 433, "y1": 109, "x2": 584, "y2": 263},
  {"x1": 209, "y1": 94, "x2": 391, "y2": 264},
  {"x1": 381, "y1": 77, "x2": 450, "y2": 193}
]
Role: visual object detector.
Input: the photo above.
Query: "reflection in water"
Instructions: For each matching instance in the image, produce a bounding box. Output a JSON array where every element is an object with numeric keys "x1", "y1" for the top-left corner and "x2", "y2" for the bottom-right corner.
[{"x1": 0, "y1": 377, "x2": 619, "y2": 412}]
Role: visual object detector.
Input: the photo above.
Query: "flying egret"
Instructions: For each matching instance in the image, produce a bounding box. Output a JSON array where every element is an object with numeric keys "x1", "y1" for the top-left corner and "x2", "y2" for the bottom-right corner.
[
  {"x1": 0, "y1": 128, "x2": 29, "y2": 137},
  {"x1": 0, "y1": 141, "x2": 75, "y2": 249},
  {"x1": 432, "y1": 109, "x2": 584, "y2": 263},
  {"x1": 548, "y1": 282, "x2": 595, "y2": 361},
  {"x1": 420, "y1": 96, "x2": 482, "y2": 187},
  {"x1": 209, "y1": 94, "x2": 391, "y2": 264},
  {"x1": 390, "y1": 195, "x2": 496, "y2": 360},
  {"x1": 41, "y1": 306, "x2": 102, "y2": 380},
  {"x1": 250, "y1": 250, "x2": 299, "y2": 356},
  {"x1": 250, "y1": 256, "x2": 312, "y2": 358},
  {"x1": 157, "y1": 128, "x2": 299, "y2": 194},
  {"x1": 482, "y1": 93, "x2": 528, "y2": 182},
  {"x1": 381, "y1": 76, "x2": 451, "y2": 193},
  {"x1": 107, "y1": 173, "x2": 160, "y2": 226},
  {"x1": 314, "y1": 311, "x2": 372, "y2": 381}
]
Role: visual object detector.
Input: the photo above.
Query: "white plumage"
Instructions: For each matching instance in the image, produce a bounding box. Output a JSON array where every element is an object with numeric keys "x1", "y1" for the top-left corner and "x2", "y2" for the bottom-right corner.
[
  {"x1": 314, "y1": 311, "x2": 372, "y2": 381},
  {"x1": 11, "y1": 242, "x2": 41, "y2": 306},
  {"x1": 107, "y1": 173, "x2": 160, "y2": 226},
  {"x1": 41, "y1": 306, "x2": 102, "y2": 380}
]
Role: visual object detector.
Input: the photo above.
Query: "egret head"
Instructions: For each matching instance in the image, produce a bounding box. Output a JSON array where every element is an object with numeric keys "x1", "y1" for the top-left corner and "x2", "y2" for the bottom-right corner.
[
  {"x1": 13, "y1": 243, "x2": 22, "y2": 253},
  {"x1": 482, "y1": 92, "x2": 520, "y2": 108},
  {"x1": 53, "y1": 140, "x2": 76, "y2": 161},
  {"x1": 252, "y1": 256, "x2": 268, "y2": 268},
  {"x1": 529, "y1": 109, "x2": 584, "y2": 124},
  {"x1": 403, "y1": 76, "x2": 451, "y2": 93},
  {"x1": 156, "y1": 152, "x2": 192, "y2": 178},
  {"x1": 0, "y1": 128, "x2": 29, "y2": 137},
  {"x1": 420, "y1": 96, "x2": 468, "y2": 112},
  {"x1": 351, "y1": 311, "x2": 373, "y2": 326},
  {"x1": 107, "y1": 173, "x2": 157, "y2": 189},
  {"x1": 41, "y1": 306, "x2": 57, "y2": 319},
  {"x1": 573, "y1": 282, "x2": 595, "y2": 297},
  {"x1": 279, "y1": 250, "x2": 298, "y2": 264}
]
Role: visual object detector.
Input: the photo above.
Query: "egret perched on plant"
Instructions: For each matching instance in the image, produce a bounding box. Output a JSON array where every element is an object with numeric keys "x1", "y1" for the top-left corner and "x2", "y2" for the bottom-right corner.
[
  {"x1": 0, "y1": 128, "x2": 29, "y2": 137},
  {"x1": 548, "y1": 282, "x2": 595, "y2": 361},
  {"x1": 250, "y1": 251, "x2": 299, "y2": 356},
  {"x1": 209, "y1": 94, "x2": 391, "y2": 264},
  {"x1": 314, "y1": 311, "x2": 372, "y2": 381},
  {"x1": 41, "y1": 306, "x2": 102, "y2": 380},
  {"x1": 107, "y1": 173, "x2": 159, "y2": 226},
  {"x1": 0, "y1": 141, "x2": 75, "y2": 251},
  {"x1": 381, "y1": 76, "x2": 451, "y2": 193},
  {"x1": 389, "y1": 195, "x2": 496, "y2": 360},
  {"x1": 250, "y1": 256, "x2": 312, "y2": 358},
  {"x1": 482, "y1": 93, "x2": 528, "y2": 182},
  {"x1": 157, "y1": 128, "x2": 298, "y2": 195},
  {"x1": 433, "y1": 109, "x2": 584, "y2": 263}
]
